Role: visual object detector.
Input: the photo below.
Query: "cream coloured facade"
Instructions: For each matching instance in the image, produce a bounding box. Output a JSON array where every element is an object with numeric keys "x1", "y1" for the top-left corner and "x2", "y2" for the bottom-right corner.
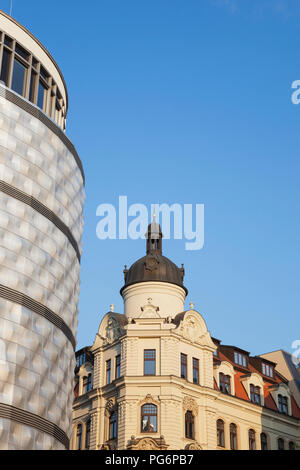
[
  {"x1": 72, "y1": 222, "x2": 300, "y2": 450},
  {"x1": 0, "y1": 10, "x2": 84, "y2": 449}
]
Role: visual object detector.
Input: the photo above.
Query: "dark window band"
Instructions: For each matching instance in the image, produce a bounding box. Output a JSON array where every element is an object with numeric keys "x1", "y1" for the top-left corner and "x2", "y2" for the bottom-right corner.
[
  {"x1": 0, "y1": 180, "x2": 81, "y2": 263},
  {"x1": 0, "y1": 284, "x2": 76, "y2": 350},
  {"x1": 0, "y1": 403, "x2": 69, "y2": 449},
  {"x1": 0, "y1": 85, "x2": 84, "y2": 185}
]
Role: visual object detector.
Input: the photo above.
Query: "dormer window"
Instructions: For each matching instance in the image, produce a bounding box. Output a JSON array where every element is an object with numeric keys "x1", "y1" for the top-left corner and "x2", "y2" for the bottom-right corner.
[
  {"x1": 234, "y1": 351, "x2": 247, "y2": 368},
  {"x1": 250, "y1": 384, "x2": 261, "y2": 405},
  {"x1": 219, "y1": 373, "x2": 231, "y2": 395},
  {"x1": 262, "y1": 363, "x2": 273, "y2": 378},
  {"x1": 278, "y1": 394, "x2": 288, "y2": 415},
  {"x1": 83, "y1": 374, "x2": 92, "y2": 393}
]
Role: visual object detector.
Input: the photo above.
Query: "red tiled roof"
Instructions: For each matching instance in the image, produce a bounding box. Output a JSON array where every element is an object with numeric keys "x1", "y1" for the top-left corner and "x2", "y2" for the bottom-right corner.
[
  {"x1": 291, "y1": 396, "x2": 300, "y2": 419},
  {"x1": 263, "y1": 384, "x2": 278, "y2": 411},
  {"x1": 234, "y1": 372, "x2": 250, "y2": 401}
]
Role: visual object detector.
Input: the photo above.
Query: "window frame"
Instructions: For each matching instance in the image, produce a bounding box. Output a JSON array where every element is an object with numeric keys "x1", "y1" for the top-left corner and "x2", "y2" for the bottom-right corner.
[
  {"x1": 85, "y1": 419, "x2": 91, "y2": 450},
  {"x1": 115, "y1": 354, "x2": 121, "y2": 379},
  {"x1": 76, "y1": 423, "x2": 82, "y2": 451},
  {"x1": 141, "y1": 404, "x2": 158, "y2": 433},
  {"x1": 192, "y1": 358, "x2": 199, "y2": 384},
  {"x1": 230, "y1": 423, "x2": 238, "y2": 450},
  {"x1": 260, "y1": 432, "x2": 268, "y2": 450},
  {"x1": 109, "y1": 411, "x2": 118, "y2": 440},
  {"x1": 250, "y1": 384, "x2": 261, "y2": 405},
  {"x1": 185, "y1": 411, "x2": 195, "y2": 440},
  {"x1": 181, "y1": 353, "x2": 187, "y2": 380},
  {"x1": 278, "y1": 438, "x2": 285, "y2": 450},
  {"x1": 144, "y1": 349, "x2": 156, "y2": 376},
  {"x1": 219, "y1": 372, "x2": 231, "y2": 395},
  {"x1": 106, "y1": 359, "x2": 111, "y2": 385},
  {"x1": 249, "y1": 429, "x2": 256, "y2": 450},
  {"x1": 217, "y1": 419, "x2": 225, "y2": 448},
  {"x1": 278, "y1": 394, "x2": 288, "y2": 415}
]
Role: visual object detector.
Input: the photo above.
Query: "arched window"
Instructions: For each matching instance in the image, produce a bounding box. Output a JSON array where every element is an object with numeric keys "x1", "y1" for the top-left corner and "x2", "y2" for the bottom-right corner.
[
  {"x1": 109, "y1": 411, "x2": 117, "y2": 440},
  {"x1": 83, "y1": 374, "x2": 92, "y2": 393},
  {"x1": 250, "y1": 384, "x2": 261, "y2": 405},
  {"x1": 141, "y1": 404, "x2": 157, "y2": 433},
  {"x1": 185, "y1": 411, "x2": 194, "y2": 439},
  {"x1": 85, "y1": 419, "x2": 91, "y2": 450},
  {"x1": 76, "y1": 424, "x2": 82, "y2": 450},
  {"x1": 230, "y1": 423, "x2": 237, "y2": 450},
  {"x1": 260, "y1": 432, "x2": 268, "y2": 450},
  {"x1": 278, "y1": 395, "x2": 288, "y2": 414},
  {"x1": 249, "y1": 429, "x2": 256, "y2": 450},
  {"x1": 278, "y1": 438, "x2": 284, "y2": 450},
  {"x1": 219, "y1": 373, "x2": 231, "y2": 394},
  {"x1": 217, "y1": 419, "x2": 225, "y2": 447},
  {"x1": 289, "y1": 441, "x2": 295, "y2": 450}
]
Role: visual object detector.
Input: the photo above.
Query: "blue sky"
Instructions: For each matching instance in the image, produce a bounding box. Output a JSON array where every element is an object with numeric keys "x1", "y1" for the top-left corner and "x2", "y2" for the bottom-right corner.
[{"x1": 4, "y1": 0, "x2": 300, "y2": 355}]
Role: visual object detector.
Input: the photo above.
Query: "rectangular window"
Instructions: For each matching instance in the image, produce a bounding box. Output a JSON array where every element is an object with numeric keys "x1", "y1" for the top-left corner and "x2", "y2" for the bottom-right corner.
[
  {"x1": 181, "y1": 353, "x2": 187, "y2": 379},
  {"x1": 37, "y1": 80, "x2": 47, "y2": 110},
  {"x1": 192, "y1": 358, "x2": 199, "y2": 384},
  {"x1": 115, "y1": 354, "x2": 121, "y2": 379},
  {"x1": 40, "y1": 66, "x2": 49, "y2": 81},
  {"x1": 250, "y1": 384, "x2": 261, "y2": 405},
  {"x1": 106, "y1": 359, "x2": 111, "y2": 384},
  {"x1": 11, "y1": 58, "x2": 27, "y2": 96},
  {"x1": 144, "y1": 349, "x2": 156, "y2": 376},
  {"x1": 0, "y1": 48, "x2": 11, "y2": 86},
  {"x1": 29, "y1": 71, "x2": 36, "y2": 103},
  {"x1": 15, "y1": 43, "x2": 29, "y2": 61},
  {"x1": 262, "y1": 362, "x2": 273, "y2": 378},
  {"x1": 234, "y1": 351, "x2": 247, "y2": 368},
  {"x1": 4, "y1": 36, "x2": 12, "y2": 48}
]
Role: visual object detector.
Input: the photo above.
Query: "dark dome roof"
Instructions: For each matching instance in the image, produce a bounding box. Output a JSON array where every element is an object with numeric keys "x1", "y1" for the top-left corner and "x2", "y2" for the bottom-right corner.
[{"x1": 120, "y1": 221, "x2": 188, "y2": 295}]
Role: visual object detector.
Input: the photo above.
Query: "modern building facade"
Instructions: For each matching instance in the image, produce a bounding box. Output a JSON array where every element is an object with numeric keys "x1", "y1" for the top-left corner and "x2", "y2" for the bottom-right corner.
[
  {"x1": 72, "y1": 222, "x2": 300, "y2": 450},
  {"x1": 0, "y1": 10, "x2": 84, "y2": 449}
]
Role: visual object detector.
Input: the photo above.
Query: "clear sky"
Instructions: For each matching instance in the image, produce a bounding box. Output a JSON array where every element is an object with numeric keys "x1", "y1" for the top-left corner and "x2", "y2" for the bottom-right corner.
[{"x1": 4, "y1": 0, "x2": 300, "y2": 356}]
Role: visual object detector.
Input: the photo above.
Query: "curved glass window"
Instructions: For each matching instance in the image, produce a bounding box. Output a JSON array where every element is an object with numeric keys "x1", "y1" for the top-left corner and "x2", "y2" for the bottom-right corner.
[{"x1": 0, "y1": 31, "x2": 66, "y2": 129}]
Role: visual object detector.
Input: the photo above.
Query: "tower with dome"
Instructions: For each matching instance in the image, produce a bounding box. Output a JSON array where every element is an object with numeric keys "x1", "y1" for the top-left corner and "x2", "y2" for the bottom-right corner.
[{"x1": 71, "y1": 221, "x2": 300, "y2": 450}]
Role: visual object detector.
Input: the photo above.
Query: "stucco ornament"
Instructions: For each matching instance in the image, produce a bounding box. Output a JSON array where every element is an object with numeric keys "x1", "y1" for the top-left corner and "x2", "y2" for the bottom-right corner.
[
  {"x1": 185, "y1": 442, "x2": 202, "y2": 450},
  {"x1": 127, "y1": 435, "x2": 168, "y2": 450},
  {"x1": 176, "y1": 311, "x2": 214, "y2": 348},
  {"x1": 183, "y1": 396, "x2": 198, "y2": 416},
  {"x1": 139, "y1": 298, "x2": 160, "y2": 318},
  {"x1": 105, "y1": 316, "x2": 124, "y2": 344}
]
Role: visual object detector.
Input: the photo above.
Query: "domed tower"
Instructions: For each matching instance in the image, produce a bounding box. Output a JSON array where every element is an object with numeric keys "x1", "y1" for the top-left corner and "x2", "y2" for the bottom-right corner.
[{"x1": 121, "y1": 218, "x2": 188, "y2": 318}]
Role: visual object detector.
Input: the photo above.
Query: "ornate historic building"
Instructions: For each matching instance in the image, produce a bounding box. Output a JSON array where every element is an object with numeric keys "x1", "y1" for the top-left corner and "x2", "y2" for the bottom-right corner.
[
  {"x1": 0, "y1": 10, "x2": 84, "y2": 449},
  {"x1": 71, "y1": 221, "x2": 300, "y2": 450}
]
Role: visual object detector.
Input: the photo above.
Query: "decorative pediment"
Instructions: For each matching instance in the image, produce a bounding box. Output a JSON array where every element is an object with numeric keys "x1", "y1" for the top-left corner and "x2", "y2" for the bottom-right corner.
[
  {"x1": 139, "y1": 394, "x2": 160, "y2": 407},
  {"x1": 127, "y1": 435, "x2": 168, "y2": 450},
  {"x1": 175, "y1": 311, "x2": 215, "y2": 349},
  {"x1": 93, "y1": 313, "x2": 126, "y2": 348},
  {"x1": 183, "y1": 396, "x2": 198, "y2": 416},
  {"x1": 139, "y1": 298, "x2": 160, "y2": 318}
]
